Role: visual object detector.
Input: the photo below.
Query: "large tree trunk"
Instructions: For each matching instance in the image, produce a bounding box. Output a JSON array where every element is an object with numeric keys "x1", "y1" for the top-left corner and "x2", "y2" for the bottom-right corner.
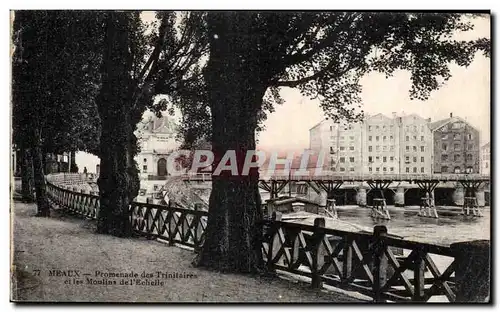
[
  {"x1": 32, "y1": 128, "x2": 50, "y2": 217},
  {"x1": 96, "y1": 13, "x2": 139, "y2": 237},
  {"x1": 197, "y1": 13, "x2": 269, "y2": 273},
  {"x1": 70, "y1": 151, "x2": 78, "y2": 173},
  {"x1": 20, "y1": 146, "x2": 35, "y2": 203}
]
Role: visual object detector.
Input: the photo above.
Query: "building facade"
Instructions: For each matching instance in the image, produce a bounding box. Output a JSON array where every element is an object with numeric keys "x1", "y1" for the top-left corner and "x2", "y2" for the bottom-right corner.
[
  {"x1": 399, "y1": 114, "x2": 433, "y2": 174},
  {"x1": 135, "y1": 115, "x2": 180, "y2": 180},
  {"x1": 362, "y1": 114, "x2": 399, "y2": 175},
  {"x1": 480, "y1": 142, "x2": 490, "y2": 175},
  {"x1": 430, "y1": 114, "x2": 480, "y2": 174}
]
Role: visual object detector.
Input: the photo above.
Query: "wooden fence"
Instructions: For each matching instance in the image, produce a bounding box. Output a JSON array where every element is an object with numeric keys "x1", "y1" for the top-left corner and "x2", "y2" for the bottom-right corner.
[{"x1": 45, "y1": 174, "x2": 490, "y2": 303}]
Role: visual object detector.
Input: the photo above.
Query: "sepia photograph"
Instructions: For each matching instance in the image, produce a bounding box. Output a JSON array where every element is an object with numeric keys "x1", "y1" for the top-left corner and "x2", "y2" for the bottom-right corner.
[{"x1": 9, "y1": 9, "x2": 491, "y2": 303}]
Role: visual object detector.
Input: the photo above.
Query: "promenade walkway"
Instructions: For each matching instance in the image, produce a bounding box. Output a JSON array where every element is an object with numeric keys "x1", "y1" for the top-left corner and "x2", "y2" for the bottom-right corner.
[{"x1": 11, "y1": 200, "x2": 362, "y2": 302}]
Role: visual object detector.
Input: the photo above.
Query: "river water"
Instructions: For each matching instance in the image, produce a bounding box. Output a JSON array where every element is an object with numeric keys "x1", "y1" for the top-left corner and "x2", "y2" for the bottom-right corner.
[{"x1": 335, "y1": 206, "x2": 490, "y2": 246}]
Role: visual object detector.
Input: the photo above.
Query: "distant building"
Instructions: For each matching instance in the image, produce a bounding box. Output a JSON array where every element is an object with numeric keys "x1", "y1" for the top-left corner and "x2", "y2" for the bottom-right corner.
[
  {"x1": 362, "y1": 113, "x2": 399, "y2": 175},
  {"x1": 481, "y1": 142, "x2": 490, "y2": 175},
  {"x1": 398, "y1": 114, "x2": 433, "y2": 174},
  {"x1": 135, "y1": 115, "x2": 180, "y2": 180},
  {"x1": 430, "y1": 113, "x2": 480, "y2": 174}
]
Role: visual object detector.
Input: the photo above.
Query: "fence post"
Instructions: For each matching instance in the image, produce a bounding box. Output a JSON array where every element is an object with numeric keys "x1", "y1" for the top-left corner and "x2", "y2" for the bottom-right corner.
[
  {"x1": 266, "y1": 211, "x2": 282, "y2": 273},
  {"x1": 311, "y1": 217, "x2": 325, "y2": 289},
  {"x1": 342, "y1": 235, "x2": 353, "y2": 283},
  {"x1": 167, "y1": 201, "x2": 175, "y2": 246},
  {"x1": 373, "y1": 225, "x2": 388, "y2": 302},
  {"x1": 450, "y1": 240, "x2": 490, "y2": 302},
  {"x1": 412, "y1": 246, "x2": 426, "y2": 302}
]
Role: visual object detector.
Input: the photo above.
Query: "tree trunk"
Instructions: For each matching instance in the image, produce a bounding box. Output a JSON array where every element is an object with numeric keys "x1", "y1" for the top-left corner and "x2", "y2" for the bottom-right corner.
[
  {"x1": 20, "y1": 146, "x2": 35, "y2": 203},
  {"x1": 32, "y1": 128, "x2": 50, "y2": 217},
  {"x1": 70, "y1": 151, "x2": 78, "y2": 173},
  {"x1": 197, "y1": 13, "x2": 269, "y2": 273},
  {"x1": 96, "y1": 13, "x2": 139, "y2": 237}
]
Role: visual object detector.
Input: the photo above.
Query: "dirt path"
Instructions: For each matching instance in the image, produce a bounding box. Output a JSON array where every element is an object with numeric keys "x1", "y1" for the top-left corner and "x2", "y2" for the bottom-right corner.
[{"x1": 11, "y1": 201, "x2": 362, "y2": 303}]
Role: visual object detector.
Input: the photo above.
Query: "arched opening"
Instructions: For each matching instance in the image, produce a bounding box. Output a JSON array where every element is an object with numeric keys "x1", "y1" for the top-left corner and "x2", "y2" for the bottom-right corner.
[
  {"x1": 404, "y1": 188, "x2": 423, "y2": 206},
  {"x1": 366, "y1": 189, "x2": 395, "y2": 206},
  {"x1": 434, "y1": 188, "x2": 455, "y2": 206},
  {"x1": 157, "y1": 158, "x2": 167, "y2": 176}
]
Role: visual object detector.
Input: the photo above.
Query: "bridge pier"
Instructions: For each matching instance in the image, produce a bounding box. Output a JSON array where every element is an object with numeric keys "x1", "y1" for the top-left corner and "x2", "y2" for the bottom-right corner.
[
  {"x1": 453, "y1": 184, "x2": 465, "y2": 206},
  {"x1": 366, "y1": 180, "x2": 392, "y2": 220},
  {"x1": 459, "y1": 180, "x2": 484, "y2": 217},
  {"x1": 356, "y1": 187, "x2": 367, "y2": 207},
  {"x1": 415, "y1": 181, "x2": 439, "y2": 218},
  {"x1": 393, "y1": 187, "x2": 405, "y2": 207}
]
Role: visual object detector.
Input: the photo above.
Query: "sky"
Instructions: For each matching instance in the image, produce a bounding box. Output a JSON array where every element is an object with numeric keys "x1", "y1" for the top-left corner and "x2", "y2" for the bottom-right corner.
[{"x1": 257, "y1": 16, "x2": 491, "y2": 152}]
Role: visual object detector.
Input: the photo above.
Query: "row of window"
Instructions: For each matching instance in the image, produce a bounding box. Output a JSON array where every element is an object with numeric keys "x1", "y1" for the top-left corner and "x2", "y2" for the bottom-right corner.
[
  {"x1": 368, "y1": 167, "x2": 396, "y2": 172},
  {"x1": 368, "y1": 146, "x2": 395, "y2": 152},
  {"x1": 368, "y1": 156, "x2": 395, "y2": 163},
  {"x1": 442, "y1": 143, "x2": 474, "y2": 151},
  {"x1": 405, "y1": 146, "x2": 426, "y2": 152},
  {"x1": 330, "y1": 146, "x2": 355, "y2": 152},
  {"x1": 369, "y1": 135, "x2": 393, "y2": 142},
  {"x1": 441, "y1": 133, "x2": 473, "y2": 140},
  {"x1": 441, "y1": 166, "x2": 474, "y2": 173},
  {"x1": 368, "y1": 125, "x2": 395, "y2": 131},
  {"x1": 441, "y1": 154, "x2": 474, "y2": 161},
  {"x1": 405, "y1": 136, "x2": 425, "y2": 141},
  {"x1": 332, "y1": 167, "x2": 356, "y2": 172}
]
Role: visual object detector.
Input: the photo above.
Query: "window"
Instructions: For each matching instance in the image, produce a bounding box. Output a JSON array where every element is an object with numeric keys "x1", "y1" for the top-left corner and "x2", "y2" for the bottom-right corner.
[
  {"x1": 486, "y1": 162, "x2": 488, "y2": 168},
  {"x1": 441, "y1": 166, "x2": 448, "y2": 173},
  {"x1": 467, "y1": 154, "x2": 473, "y2": 161},
  {"x1": 406, "y1": 136, "x2": 409, "y2": 141},
  {"x1": 143, "y1": 158, "x2": 147, "y2": 163},
  {"x1": 330, "y1": 126, "x2": 333, "y2": 131},
  {"x1": 340, "y1": 167, "x2": 346, "y2": 172},
  {"x1": 406, "y1": 167, "x2": 410, "y2": 173},
  {"x1": 413, "y1": 167, "x2": 417, "y2": 173},
  {"x1": 390, "y1": 156, "x2": 394, "y2": 161},
  {"x1": 376, "y1": 167, "x2": 380, "y2": 172},
  {"x1": 442, "y1": 143, "x2": 448, "y2": 151},
  {"x1": 466, "y1": 166, "x2": 473, "y2": 173},
  {"x1": 390, "y1": 167, "x2": 394, "y2": 172},
  {"x1": 468, "y1": 134, "x2": 473, "y2": 140},
  {"x1": 413, "y1": 136, "x2": 417, "y2": 141},
  {"x1": 442, "y1": 134, "x2": 448, "y2": 140},
  {"x1": 405, "y1": 156, "x2": 410, "y2": 162},
  {"x1": 376, "y1": 146, "x2": 380, "y2": 152},
  {"x1": 383, "y1": 126, "x2": 386, "y2": 130},
  {"x1": 468, "y1": 144, "x2": 473, "y2": 150},
  {"x1": 452, "y1": 122, "x2": 463, "y2": 129},
  {"x1": 332, "y1": 167, "x2": 336, "y2": 172},
  {"x1": 376, "y1": 126, "x2": 380, "y2": 129},
  {"x1": 376, "y1": 136, "x2": 380, "y2": 141},
  {"x1": 413, "y1": 146, "x2": 417, "y2": 152},
  {"x1": 369, "y1": 136, "x2": 372, "y2": 141},
  {"x1": 383, "y1": 136, "x2": 387, "y2": 141},
  {"x1": 421, "y1": 136, "x2": 424, "y2": 141},
  {"x1": 368, "y1": 156, "x2": 373, "y2": 163},
  {"x1": 368, "y1": 126, "x2": 372, "y2": 131},
  {"x1": 383, "y1": 146, "x2": 387, "y2": 151},
  {"x1": 143, "y1": 165, "x2": 147, "y2": 171},
  {"x1": 454, "y1": 166, "x2": 461, "y2": 173},
  {"x1": 454, "y1": 144, "x2": 460, "y2": 151},
  {"x1": 390, "y1": 146, "x2": 394, "y2": 151},
  {"x1": 419, "y1": 146, "x2": 424, "y2": 152},
  {"x1": 349, "y1": 136, "x2": 354, "y2": 141},
  {"x1": 442, "y1": 154, "x2": 448, "y2": 161},
  {"x1": 330, "y1": 159, "x2": 335, "y2": 166},
  {"x1": 421, "y1": 167, "x2": 424, "y2": 173},
  {"x1": 421, "y1": 157, "x2": 424, "y2": 162},
  {"x1": 390, "y1": 136, "x2": 393, "y2": 140},
  {"x1": 383, "y1": 156, "x2": 387, "y2": 162},
  {"x1": 369, "y1": 167, "x2": 373, "y2": 172},
  {"x1": 340, "y1": 136, "x2": 345, "y2": 141},
  {"x1": 340, "y1": 157, "x2": 345, "y2": 163},
  {"x1": 350, "y1": 167, "x2": 355, "y2": 172},
  {"x1": 454, "y1": 134, "x2": 461, "y2": 140},
  {"x1": 406, "y1": 146, "x2": 410, "y2": 151},
  {"x1": 349, "y1": 146, "x2": 354, "y2": 151},
  {"x1": 413, "y1": 126, "x2": 417, "y2": 132},
  {"x1": 376, "y1": 156, "x2": 380, "y2": 161},
  {"x1": 369, "y1": 146, "x2": 373, "y2": 152},
  {"x1": 413, "y1": 156, "x2": 417, "y2": 163},
  {"x1": 330, "y1": 146, "x2": 334, "y2": 153},
  {"x1": 454, "y1": 154, "x2": 460, "y2": 161},
  {"x1": 340, "y1": 146, "x2": 345, "y2": 151},
  {"x1": 383, "y1": 167, "x2": 387, "y2": 172},
  {"x1": 349, "y1": 157, "x2": 355, "y2": 162}
]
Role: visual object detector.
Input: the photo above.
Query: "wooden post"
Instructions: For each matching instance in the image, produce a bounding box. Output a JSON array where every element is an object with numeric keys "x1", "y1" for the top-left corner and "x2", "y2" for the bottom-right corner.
[
  {"x1": 373, "y1": 225, "x2": 388, "y2": 302},
  {"x1": 267, "y1": 211, "x2": 282, "y2": 273},
  {"x1": 412, "y1": 247, "x2": 426, "y2": 301},
  {"x1": 342, "y1": 235, "x2": 353, "y2": 283},
  {"x1": 167, "y1": 201, "x2": 175, "y2": 246},
  {"x1": 450, "y1": 240, "x2": 490, "y2": 302},
  {"x1": 311, "y1": 217, "x2": 325, "y2": 289},
  {"x1": 193, "y1": 203, "x2": 201, "y2": 252}
]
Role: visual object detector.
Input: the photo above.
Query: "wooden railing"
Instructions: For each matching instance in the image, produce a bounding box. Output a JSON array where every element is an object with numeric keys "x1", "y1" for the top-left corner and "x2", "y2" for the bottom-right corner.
[{"x1": 45, "y1": 174, "x2": 490, "y2": 303}]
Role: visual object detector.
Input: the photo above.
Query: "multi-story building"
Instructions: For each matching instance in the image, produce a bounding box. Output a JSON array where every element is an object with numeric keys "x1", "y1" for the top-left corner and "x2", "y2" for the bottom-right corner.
[
  {"x1": 430, "y1": 113, "x2": 480, "y2": 174},
  {"x1": 398, "y1": 114, "x2": 433, "y2": 174},
  {"x1": 481, "y1": 142, "x2": 490, "y2": 175},
  {"x1": 309, "y1": 119, "x2": 363, "y2": 173},
  {"x1": 362, "y1": 113, "x2": 399, "y2": 175}
]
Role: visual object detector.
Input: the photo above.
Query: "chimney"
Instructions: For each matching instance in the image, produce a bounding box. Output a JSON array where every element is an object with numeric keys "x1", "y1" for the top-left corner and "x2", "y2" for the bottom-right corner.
[{"x1": 450, "y1": 112, "x2": 453, "y2": 118}]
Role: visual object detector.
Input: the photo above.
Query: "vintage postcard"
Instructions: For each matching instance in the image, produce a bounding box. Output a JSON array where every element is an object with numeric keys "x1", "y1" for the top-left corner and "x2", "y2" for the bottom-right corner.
[{"x1": 10, "y1": 10, "x2": 491, "y2": 303}]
